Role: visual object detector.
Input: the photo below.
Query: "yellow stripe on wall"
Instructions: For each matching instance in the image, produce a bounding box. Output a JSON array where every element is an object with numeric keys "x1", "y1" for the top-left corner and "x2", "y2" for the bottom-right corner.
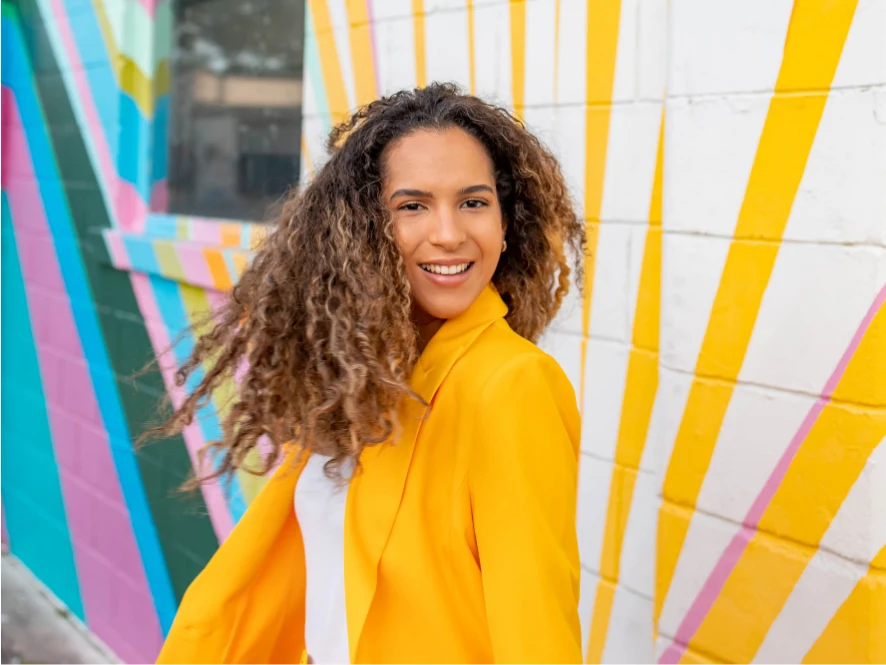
[
  {"x1": 345, "y1": 0, "x2": 378, "y2": 105},
  {"x1": 467, "y1": 0, "x2": 476, "y2": 95},
  {"x1": 413, "y1": 0, "x2": 426, "y2": 88},
  {"x1": 586, "y1": 114, "x2": 664, "y2": 662},
  {"x1": 307, "y1": 0, "x2": 352, "y2": 123},
  {"x1": 581, "y1": 0, "x2": 622, "y2": 343},
  {"x1": 689, "y1": 300, "x2": 885, "y2": 662},
  {"x1": 510, "y1": 0, "x2": 526, "y2": 120},
  {"x1": 803, "y1": 546, "x2": 886, "y2": 663},
  {"x1": 658, "y1": 0, "x2": 858, "y2": 618}
]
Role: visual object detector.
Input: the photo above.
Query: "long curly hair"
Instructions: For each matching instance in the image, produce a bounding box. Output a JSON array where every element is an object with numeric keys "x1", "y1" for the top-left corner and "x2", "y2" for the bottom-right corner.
[{"x1": 153, "y1": 83, "x2": 585, "y2": 483}]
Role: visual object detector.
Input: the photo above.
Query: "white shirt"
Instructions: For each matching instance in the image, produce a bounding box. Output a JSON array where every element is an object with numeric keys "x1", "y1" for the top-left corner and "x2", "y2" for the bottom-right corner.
[{"x1": 294, "y1": 454, "x2": 352, "y2": 664}]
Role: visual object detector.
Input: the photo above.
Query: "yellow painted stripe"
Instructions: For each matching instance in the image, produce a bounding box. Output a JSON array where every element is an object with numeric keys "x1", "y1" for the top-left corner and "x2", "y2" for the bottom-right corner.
[
  {"x1": 413, "y1": 0, "x2": 426, "y2": 88},
  {"x1": 585, "y1": 579, "x2": 616, "y2": 663},
  {"x1": 581, "y1": 0, "x2": 622, "y2": 343},
  {"x1": 154, "y1": 240, "x2": 187, "y2": 282},
  {"x1": 302, "y1": 135, "x2": 315, "y2": 177},
  {"x1": 553, "y1": 0, "x2": 560, "y2": 103},
  {"x1": 178, "y1": 285, "x2": 264, "y2": 504},
  {"x1": 308, "y1": 0, "x2": 352, "y2": 123},
  {"x1": 231, "y1": 252, "x2": 251, "y2": 278},
  {"x1": 345, "y1": 0, "x2": 378, "y2": 105},
  {"x1": 220, "y1": 223, "x2": 243, "y2": 248},
  {"x1": 510, "y1": 0, "x2": 526, "y2": 119},
  {"x1": 92, "y1": 0, "x2": 168, "y2": 116},
  {"x1": 467, "y1": 0, "x2": 476, "y2": 95},
  {"x1": 690, "y1": 310, "x2": 886, "y2": 661},
  {"x1": 802, "y1": 545, "x2": 886, "y2": 664},
  {"x1": 655, "y1": 502, "x2": 693, "y2": 629},
  {"x1": 658, "y1": 0, "x2": 857, "y2": 617},
  {"x1": 587, "y1": 115, "x2": 663, "y2": 659}
]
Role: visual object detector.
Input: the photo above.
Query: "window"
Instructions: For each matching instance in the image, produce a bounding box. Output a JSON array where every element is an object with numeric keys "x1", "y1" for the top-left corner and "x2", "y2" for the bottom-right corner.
[{"x1": 168, "y1": 0, "x2": 305, "y2": 222}]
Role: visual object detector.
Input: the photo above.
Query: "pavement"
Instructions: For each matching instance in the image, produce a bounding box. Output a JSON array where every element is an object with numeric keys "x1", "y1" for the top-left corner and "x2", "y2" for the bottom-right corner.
[{"x1": 1, "y1": 552, "x2": 118, "y2": 664}]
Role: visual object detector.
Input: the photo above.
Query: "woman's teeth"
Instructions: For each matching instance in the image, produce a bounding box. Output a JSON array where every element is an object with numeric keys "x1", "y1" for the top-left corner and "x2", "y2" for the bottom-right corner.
[{"x1": 421, "y1": 262, "x2": 472, "y2": 275}]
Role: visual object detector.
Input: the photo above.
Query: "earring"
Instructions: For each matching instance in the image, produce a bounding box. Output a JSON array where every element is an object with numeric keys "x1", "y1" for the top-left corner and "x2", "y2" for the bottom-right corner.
[{"x1": 501, "y1": 239, "x2": 507, "y2": 253}]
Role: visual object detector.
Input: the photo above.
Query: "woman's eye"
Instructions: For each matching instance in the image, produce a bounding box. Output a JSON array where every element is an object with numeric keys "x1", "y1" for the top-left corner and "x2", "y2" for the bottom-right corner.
[
  {"x1": 399, "y1": 202, "x2": 424, "y2": 212},
  {"x1": 462, "y1": 199, "x2": 488, "y2": 209}
]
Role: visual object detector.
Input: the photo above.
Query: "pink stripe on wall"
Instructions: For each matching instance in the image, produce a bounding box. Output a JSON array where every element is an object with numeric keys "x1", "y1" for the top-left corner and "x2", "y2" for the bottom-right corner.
[
  {"x1": 3, "y1": 89, "x2": 163, "y2": 662},
  {"x1": 47, "y1": 0, "x2": 117, "y2": 201},
  {"x1": 129, "y1": 273, "x2": 235, "y2": 542},
  {"x1": 115, "y1": 179, "x2": 148, "y2": 232},
  {"x1": 659, "y1": 281, "x2": 886, "y2": 663}
]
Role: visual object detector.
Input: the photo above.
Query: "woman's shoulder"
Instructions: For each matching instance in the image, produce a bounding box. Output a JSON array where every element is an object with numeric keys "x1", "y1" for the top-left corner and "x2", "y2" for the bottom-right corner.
[{"x1": 453, "y1": 319, "x2": 577, "y2": 410}]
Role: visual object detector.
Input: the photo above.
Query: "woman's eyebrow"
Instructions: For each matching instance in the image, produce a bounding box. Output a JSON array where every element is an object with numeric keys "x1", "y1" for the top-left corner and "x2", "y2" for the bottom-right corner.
[
  {"x1": 390, "y1": 188, "x2": 433, "y2": 200},
  {"x1": 458, "y1": 184, "x2": 494, "y2": 195}
]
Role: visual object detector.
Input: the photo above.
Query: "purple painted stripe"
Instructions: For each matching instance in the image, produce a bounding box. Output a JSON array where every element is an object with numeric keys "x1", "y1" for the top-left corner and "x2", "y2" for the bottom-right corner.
[
  {"x1": 129, "y1": 273, "x2": 234, "y2": 542},
  {"x1": 659, "y1": 281, "x2": 886, "y2": 663},
  {"x1": 4, "y1": 97, "x2": 163, "y2": 657}
]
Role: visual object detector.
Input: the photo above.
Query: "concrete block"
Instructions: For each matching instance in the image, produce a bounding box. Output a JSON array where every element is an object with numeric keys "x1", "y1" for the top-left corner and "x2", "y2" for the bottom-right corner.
[
  {"x1": 577, "y1": 453, "x2": 613, "y2": 573},
  {"x1": 649, "y1": 366, "x2": 692, "y2": 486},
  {"x1": 472, "y1": 1, "x2": 512, "y2": 107},
  {"x1": 636, "y1": 0, "x2": 666, "y2": 101},
  {"x1": 660, "y1": 233, "x2": 731, "y2": 375},
  {"x1": 601, "y1": 102, "x2": 664, "y2": 225},
  {"x1": 664, "y1": 95, "x2": 771, "y2": 237},
  {"x1": 754, "y1": 547, "x2": 871, "y2": 663},
  {"x1": 554, "y1": 0, "x2": 588, "y2": 106},
  {"x1": 695, "y1": 382, "x2": 815, "y2": 525},
  {"x1": 425, "y1": 8, "x2": 471, "y2": 90},
  {"x1": 603, "y1": 585, "x2": 655, "y2": 663},
  {"x1": 832, "y1": 0, "x2": 886, "y2": 89},
  {"x1": 618, "y1": 470, "x2": 657, "y2": 599},
  {"x1": 589, "y1": 222, "x2": 634, "y2": 342},
  {"x1": 581, "y1": 338, "x2": 630, "y2": 461},
  {"x1": 668, "y1": 0, "x2": 793, "y2": 97},
  {"x1": 740, "y1": 244, "x2": 886, "y2": 399},
  {"x1": 373, "y1": 16, "x2": 418, "y2": 97},
  {"x1": 610, "y1": 0, "x2": 639, "y2": 103},
  {"x1": 370, "y1": 0, "x2": 415, "y2": 21},
  {"x1": 523, "y1": 0, "x2": 558, "y2": 108},
  {"x1": 785, "y1": 89, "x2": 886, "y2": 247}
]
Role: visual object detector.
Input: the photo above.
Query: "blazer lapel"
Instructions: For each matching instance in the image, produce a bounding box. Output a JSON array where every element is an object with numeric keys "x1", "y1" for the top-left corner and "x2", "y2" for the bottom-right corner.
[{"x1": 345, "y1": 286, "x2": 508, "y2": 661}]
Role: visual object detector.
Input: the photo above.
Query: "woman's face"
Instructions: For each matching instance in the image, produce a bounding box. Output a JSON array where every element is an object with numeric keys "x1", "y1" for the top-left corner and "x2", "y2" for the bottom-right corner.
[{"x1": 384, "y1": 127, "x2": 505, "y2": 323}]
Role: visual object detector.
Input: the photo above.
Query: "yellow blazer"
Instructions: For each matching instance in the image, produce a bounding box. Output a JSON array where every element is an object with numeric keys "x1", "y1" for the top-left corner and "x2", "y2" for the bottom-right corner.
[{"x1": 157, "y1": 285, "x2": 582, "y2": 664}]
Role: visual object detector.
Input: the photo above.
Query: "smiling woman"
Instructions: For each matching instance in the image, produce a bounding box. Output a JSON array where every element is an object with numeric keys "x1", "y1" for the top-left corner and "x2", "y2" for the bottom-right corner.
[{"x1": 153, "y1": 83, "x2": 587, "y2": 664}]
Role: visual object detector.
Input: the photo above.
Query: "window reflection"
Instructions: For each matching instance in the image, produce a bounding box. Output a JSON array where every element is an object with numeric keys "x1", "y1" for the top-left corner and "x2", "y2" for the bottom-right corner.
[{"x1": 168, "y1": 0, "x2": 305, "y2": 222}]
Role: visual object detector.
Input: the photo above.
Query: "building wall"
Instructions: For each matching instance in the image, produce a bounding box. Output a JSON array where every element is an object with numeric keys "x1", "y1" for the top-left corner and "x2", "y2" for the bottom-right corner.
[{"x1": 1, "y1": 0, "x2": 883, "y2": 663}]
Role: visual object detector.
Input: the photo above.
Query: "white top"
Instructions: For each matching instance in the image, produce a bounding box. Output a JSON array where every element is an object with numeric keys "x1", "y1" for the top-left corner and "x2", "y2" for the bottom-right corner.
[{"x1": 294, "y1": 454, "x2": 352, "y2": 664}]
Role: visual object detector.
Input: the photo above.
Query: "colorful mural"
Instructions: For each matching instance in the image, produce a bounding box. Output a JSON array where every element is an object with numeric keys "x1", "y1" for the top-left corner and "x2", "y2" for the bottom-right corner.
[{"x1": 1, "y1": 0, "x2": 883, "y2": 663}]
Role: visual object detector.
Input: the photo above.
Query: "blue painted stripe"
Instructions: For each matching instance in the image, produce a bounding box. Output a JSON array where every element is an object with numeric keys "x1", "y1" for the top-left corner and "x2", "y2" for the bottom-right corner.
[
  {"x1": 152, "y1": 95, "x2": 169, "y2": 184},
  {"x1": 1, "y1": 192, "x2": 86, "y2": 621},
  {"x1": 118, "y1": 93, "x2": 153, "y2": 201},
  {"x1": 2, "y1": 14, "x2": 177, "y2": 634},
  {"x1": 146, "y1": 274, "x2": 247, "y2": 523}
]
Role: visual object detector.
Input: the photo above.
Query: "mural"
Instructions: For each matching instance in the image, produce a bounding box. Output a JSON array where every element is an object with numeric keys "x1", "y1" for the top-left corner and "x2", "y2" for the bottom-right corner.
[{"x1": 1, "y1": 0, "x2": 883, "y2": 663}]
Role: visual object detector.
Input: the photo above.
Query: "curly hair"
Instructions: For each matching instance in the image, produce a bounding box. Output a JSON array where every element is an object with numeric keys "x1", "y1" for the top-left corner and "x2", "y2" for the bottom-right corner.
[{"x1": 153, "y1": 83, "x2": 585, "y2": 484}]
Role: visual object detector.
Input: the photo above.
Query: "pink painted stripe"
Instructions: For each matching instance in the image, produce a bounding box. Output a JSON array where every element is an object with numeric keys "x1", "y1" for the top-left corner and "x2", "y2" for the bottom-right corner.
[
  {"x1": 48, "y1": 0, "x2": 116, "y2": 194},
  {"x1": 138, "y1": 0, "x2": 160, "y2": 18},
  {"x1": 115, "y1": 179, "x2": 148, "y2": 233},
  {"x1": 4, "y1": 90, "x2": 163, "y2": 659},
  {"x1": 104, "y1": 231, "x2": 131, "y2": 269},
  {"x1": 659, "y1": 281, "x2": 886, "y2": 663},
  {"x1": 176, "y1": 243, "x2": 215, "y2": 288},
  {"x1": 150, "y1": 180, "x2": 168, "y2": 213},
  {"x1": 129, "y1": 273, "x2": 234, "y2": 542}
]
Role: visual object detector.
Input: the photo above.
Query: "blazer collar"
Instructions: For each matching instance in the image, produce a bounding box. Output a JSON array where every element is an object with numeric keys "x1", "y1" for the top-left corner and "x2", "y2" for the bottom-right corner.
[{"x1": 346, "y1": 283, "x2": 508, "y2": 661}]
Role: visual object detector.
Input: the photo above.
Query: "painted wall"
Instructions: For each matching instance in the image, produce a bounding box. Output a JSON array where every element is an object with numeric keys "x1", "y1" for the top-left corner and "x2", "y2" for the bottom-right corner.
[{"x1": 1, "y1": 0, "x2": 883, "y2": 663}]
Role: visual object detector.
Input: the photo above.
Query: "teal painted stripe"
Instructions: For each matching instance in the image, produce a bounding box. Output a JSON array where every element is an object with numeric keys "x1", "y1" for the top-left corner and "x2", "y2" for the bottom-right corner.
[
  {"x1": 2, "y1": 12, "x2": 177, "y2": 633},
  {"x1": 0, "y1": 192, "x2": 85, "y2": 620}
]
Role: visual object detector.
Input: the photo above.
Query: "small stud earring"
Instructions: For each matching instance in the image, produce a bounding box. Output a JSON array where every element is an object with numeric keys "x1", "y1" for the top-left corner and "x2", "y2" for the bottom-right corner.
[{"x1": 501, "y1": 239, "x2": 507, "y2": 253}]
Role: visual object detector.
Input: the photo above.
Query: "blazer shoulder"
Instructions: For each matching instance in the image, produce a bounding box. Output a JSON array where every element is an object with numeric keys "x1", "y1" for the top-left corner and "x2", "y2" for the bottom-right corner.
[{"x1": 455, "y1": 320, "x2": 577, "y2": 410}]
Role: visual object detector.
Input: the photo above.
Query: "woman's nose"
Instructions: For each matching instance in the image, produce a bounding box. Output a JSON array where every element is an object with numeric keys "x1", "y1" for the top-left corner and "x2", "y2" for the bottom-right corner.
[{"x1": 428, "y1": 209, "x2": 467, "y2": 249}]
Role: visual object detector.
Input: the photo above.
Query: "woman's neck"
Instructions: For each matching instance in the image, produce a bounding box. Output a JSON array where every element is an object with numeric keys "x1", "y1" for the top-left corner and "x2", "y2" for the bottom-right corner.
[{"x1": 412, "y1": 305, "x2": 445, "y2": 353}]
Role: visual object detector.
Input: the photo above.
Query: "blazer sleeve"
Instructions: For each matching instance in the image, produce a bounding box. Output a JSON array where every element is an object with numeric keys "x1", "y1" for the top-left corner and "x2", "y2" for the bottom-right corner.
[{"x1": 468, "y1": 352, "x2": 583, "y2": 664}]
